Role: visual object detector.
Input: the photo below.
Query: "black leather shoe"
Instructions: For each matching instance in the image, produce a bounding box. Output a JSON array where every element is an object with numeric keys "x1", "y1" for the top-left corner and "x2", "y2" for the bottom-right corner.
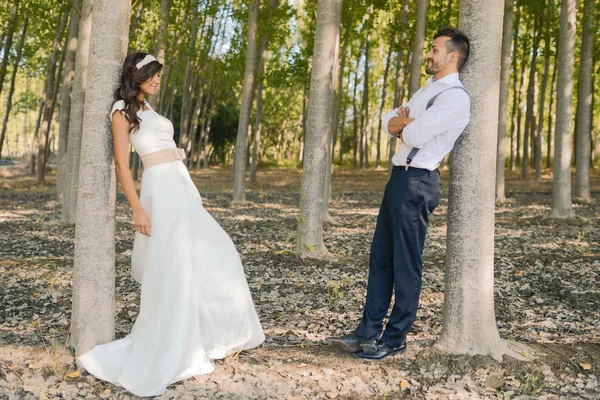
[
  {"x1": 353, "y1": 340, "x2": 407, "y2": 360},
  {"x1": 327, "y1": 333, "x2": 377, "y2": 353}
]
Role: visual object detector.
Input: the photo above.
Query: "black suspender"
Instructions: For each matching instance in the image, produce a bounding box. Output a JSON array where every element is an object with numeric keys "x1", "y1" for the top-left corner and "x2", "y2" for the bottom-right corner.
[{"x1": 404, "y1": 86, "x2": 469, "y2": 169}]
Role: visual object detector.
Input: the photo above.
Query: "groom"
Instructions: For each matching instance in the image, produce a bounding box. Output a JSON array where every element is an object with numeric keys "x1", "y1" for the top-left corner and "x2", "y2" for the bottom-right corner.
[{"x1": 328, "y1": 28, "x2": 471, "y2": 360}]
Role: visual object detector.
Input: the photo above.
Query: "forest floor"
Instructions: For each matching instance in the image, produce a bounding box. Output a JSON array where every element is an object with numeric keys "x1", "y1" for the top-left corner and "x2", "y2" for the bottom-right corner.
[{"x1": 1, "y1": 162, "x2": 599, "y2": 400}]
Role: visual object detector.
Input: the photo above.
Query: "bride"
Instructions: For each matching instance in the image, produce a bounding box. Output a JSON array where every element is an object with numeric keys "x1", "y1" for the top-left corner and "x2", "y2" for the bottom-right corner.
[{"x1": 76, "y1": 52, "x2": 265, "y2": 397}]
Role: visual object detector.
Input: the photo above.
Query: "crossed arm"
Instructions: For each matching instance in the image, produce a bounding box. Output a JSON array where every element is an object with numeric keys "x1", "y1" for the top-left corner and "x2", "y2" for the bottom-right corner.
[{"x1": 386, "y1": 106, "x2": 414, "y2": 142}]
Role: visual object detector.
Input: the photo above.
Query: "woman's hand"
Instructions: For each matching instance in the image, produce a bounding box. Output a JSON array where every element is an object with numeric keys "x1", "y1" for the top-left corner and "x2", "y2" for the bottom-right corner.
[{"x1": 133, "y1": 207, "x2": 152, "y2": 237}]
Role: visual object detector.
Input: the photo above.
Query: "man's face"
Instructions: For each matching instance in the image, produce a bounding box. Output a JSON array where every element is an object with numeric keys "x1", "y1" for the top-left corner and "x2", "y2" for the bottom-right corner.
[{"x1": 425, "y1": 36, "x2": 455, "y2": 75}]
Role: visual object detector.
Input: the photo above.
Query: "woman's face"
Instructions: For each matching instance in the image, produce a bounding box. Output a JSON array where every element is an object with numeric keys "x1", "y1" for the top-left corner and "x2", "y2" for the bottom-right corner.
[{"x1": 139, "y1": 72, "x2": 161, "y2": 96}]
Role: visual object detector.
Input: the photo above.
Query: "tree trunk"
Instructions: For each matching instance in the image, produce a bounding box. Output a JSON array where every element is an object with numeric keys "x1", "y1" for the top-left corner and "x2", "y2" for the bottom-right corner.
[
  {"x1": 522, "y1": 20, "x2": 541, "y2": 179},
  {"x1": 150, "y1": 0, "x2": 172, "y2": 109},
  {"x1": 546, "y1": 57, "x2": 557, "y2": 169},
  {"x1": 574, "y1": 0, "x2": 594, "y2": 200},
  {"x1": 232, "y1": 0, "x2": 259, "y2": 202},
  {"x1": 62, "y1": 0, "x2": 94, "y2": 223},
  {"x1": 376, "y1": 37, "x2": 394, "y2": 169},
  {"x1": 296, "y1": 0, "x2": 341, "y2": 258},
  {"x1": 409, "y1": 0, "x2": 427, "y2": 97},
  {"x1": 250, "y1": 0, "x2": 278, "y2": 183},
  {"x1": 187, "y1": 74, "x2": 203, "y2": 168},
  {"x1": 359, "y1": 37, "x2": 369, "y2": 168},
  {"x1": 71, "y1": 0, "x2": 132, "y2": 357},
  {"x1": 437, "y1": 0, "x2": 517, "y2": 361},
  {"x1": 515, "y1": 32, "x2": 528, "y2": 167},
  {"x1": 495, "y1": 0, "x2": 514, "y2": 202},
  {"x1": 509, "y1": 7, "x2": 521, "y2": 171},
  {"x1": 202, "y1": 81, "x2": 219, "y2": 169},
  {"x1": 332, "y1": 0, "x2": 355, "y2": 161},
  {"x1": 338, "y1": 65, "x2": 352, "y2": 165},
  {"x1": 179, "y1": 0, "x2": 200, "y2": 151},
  {"x1": 57, "y1": 0, "x2": 82, "y2": 200},
  {"x1": 0, "y1": 19, "x2": 27, "y2": 160},
  {"x1": 551, "y1": 0, "x2": 576, "y2": 218},
  {"x1": 30, "y1": 80, "x2": 47, "y2": 175},
  {"x1": 535, "y1": 2, "x2": 553, "y2": 182},
  {"x1": 0, "y1": 2, "x2": 18, "y2": 98},
  {"x1": 352, "y1": 67, "x2": 359, "y2": 168},
  {"x1": 44, "y1": 46, "x2": 67, "y2": 172},
  {"x1": 388, "y1": 0, "x2": 410, "y2": 174},
  {"x1": 36, "y1": 11, "x2": 69, "y2": 183}
]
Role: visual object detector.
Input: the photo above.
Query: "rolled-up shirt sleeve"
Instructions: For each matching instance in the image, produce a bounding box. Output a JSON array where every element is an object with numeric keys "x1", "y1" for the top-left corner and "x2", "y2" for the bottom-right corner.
[{"x1": 402, "y1": 91, "x2": 470, "y2": 148}]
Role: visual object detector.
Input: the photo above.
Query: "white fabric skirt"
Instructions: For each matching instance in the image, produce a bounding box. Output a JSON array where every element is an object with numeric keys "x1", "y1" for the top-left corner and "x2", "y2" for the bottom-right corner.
[{"x1": 77, "y1": 160, "x2": 265, "y2": 397}]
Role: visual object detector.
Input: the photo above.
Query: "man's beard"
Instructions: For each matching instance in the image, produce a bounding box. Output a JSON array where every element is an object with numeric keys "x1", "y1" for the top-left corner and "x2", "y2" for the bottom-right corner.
[{"x1": 425, "y1": 59, "x2": 437, "y2": 75}]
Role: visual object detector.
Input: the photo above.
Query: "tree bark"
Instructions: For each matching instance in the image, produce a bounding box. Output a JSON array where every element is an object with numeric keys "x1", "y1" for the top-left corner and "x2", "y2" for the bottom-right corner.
[
  {"x1": 352, "y1": 67, "x2": 359, "y2": 168},
  {"x1": 62, "y1": 0, "x2": 94, "y2": 223},
  {"x1": 150, "y1": 0, "x2": 172, "y2": 109},
  {"x1": 574, "y1": 0, "x2": 594, "y2": 200},
  {"x1": 437, "y1": 0, "x2": 517, "y2": 361},
  {"x1": 546, "y1": 57, "x2": 558, "y2": 169},
  {"x1": 535, "y1": 2, "x2": 553, "y2": 182},
  {"x1": 0, "y1": 2, "x2": 18, "y2": 98},
  {"x1": 179, "y1": 0, "x2": 200, "y2": 151},
  {"x1": 388, "y1": 0, "x2": 410, "y2": 174},
  {"x1": 408, "y1": 0, "x2": 427, "y2": 98},
  {"x1": 0, "y1": 19, "x2": 27, "y2": 160},
  {"x1": 71, "y1": 0, "x2": 131, "y2": 357},
  {"x1": 359, "y1": 37, "x2": 369, "y2": 168},
  {"x1": 250, "y1": 0, "x2": 278, "y2": 183},
  {"x1": 232, "y1": 0, "x2": 259, "y2": 202},
  {"x1": 552, "y1": 0, "x2": 576, "y2": 217},
  {"x1": 495, "y1": 0, "x2": 514, "y2": 202},
  {"x1": 376, "y1": 37, "x2": 394, "y2": 168},
  {"x1": 36, "y1": 11, "x2": 69, "y2": 183},
  {"x1": 296, "y1": 0, "x2": 341, "y2": 258},
  {"x1": 522, "y1": 20, "x2": 541, "y2": 179},
  {"x1": 202, "y1": 80, "x2": 219, "y2": 169},
  {"x1": 57, "y1": 0, "x2": 82, "y2": 201}
]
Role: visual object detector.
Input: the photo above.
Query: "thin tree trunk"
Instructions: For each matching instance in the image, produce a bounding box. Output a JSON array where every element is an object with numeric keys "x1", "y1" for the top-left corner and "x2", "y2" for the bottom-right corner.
[
  {"x1": 536, "y1": 2, "x2": 552, "y2": 182},
  {"x1": 338, "y1": 66, "x2": 352, "y2": 165},
  {"x1": 187, "y1": 74, "x2": 203, "y2": 168},
  {"x1": 0, "y1": 2, "x2": 18, "y2": 98},
  {"x1": 409, "y1": 0, "x2": 427, "y2": 97},
  {"x1": 437, "y1": 0, "x2": 518, "y2": 361},
  {"x1": 150, "y1": 0, "x2": 172, "y2": 109},
  {"x1": 359, "y1": 37, "x2": 369, "y2": 168},
  {"x1": 202, "y1": 81, "x2": 219, "y2": 169},
  {"x1": 515, "y1": 31, "x2": 528, "y2": 167},
  {"x1": 250, "y1": 0, "x2": 278, "y2": 183},
  {"x1": 376, "y1": 37, "x2": 394, "y2": 168},
  {"x1": 352, "y1": 67, "x2": 359, "y2": 168},
  {"x1": 522, "y1": 20, "x2": 541, "y2": 179},
  {"x1": 56, "y1": 0, "x2": 82, "y2": 201},
  {"x1": 0, "y1": 19, "x2": 27, "y2": 160},
  {"x1": 30, "y1": 80, "x2": 47, "y2": 175},
  {"x1": 495, "y1": 0, "x2": 514, "y2": 201},
  {"x1": 179, "y1": 0, "x2": 200, "y2": 151},
  {"x1": 62, "y1": 0, "x2": 94, "y2": 223},
  {"x1": 574, "y1": 0, "x2": 594, "y2": 200},
  {"x1": 71, "y1": 0, "x2": 131, "y2": 357},
  {"x1": 389, "y1": 0, "x2": 410, "y2": 174},
  {"x1": 546, "y1": 57, "x2": 558, "y2": 169},
  {"x1": 551, "y1": 0, "x2": 576, "y2": 217},
  {"x1": 36, "y1": 11, "x2": 69, "y2": 183},
  {"x1": 232, "y1": 0, "x2": 259, "y2": 202},
  {"x1": 297, "y1": 0, "x2": 341, "y2": 258},
  {"x1": 509, "y1": 8, "x2": 521, "y2": 171},
  {"x1": 45, "y1": 46, "x2": 67, "y2": 172}
]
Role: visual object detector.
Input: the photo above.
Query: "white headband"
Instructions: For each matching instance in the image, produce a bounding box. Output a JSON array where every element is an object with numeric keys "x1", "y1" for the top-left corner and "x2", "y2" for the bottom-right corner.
[{"x1": 136, "y1": 54, "x2": 157, "y2": 69}]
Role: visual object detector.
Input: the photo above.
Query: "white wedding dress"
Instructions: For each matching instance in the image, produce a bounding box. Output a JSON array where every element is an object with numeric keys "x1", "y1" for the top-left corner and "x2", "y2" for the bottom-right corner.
[{"x1": 77, "y1": 100, "x2": 265, "y2": 397}]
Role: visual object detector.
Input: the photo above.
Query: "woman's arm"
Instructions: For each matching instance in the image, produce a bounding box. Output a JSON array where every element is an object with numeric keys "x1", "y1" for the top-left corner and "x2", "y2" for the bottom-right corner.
[{"x1": 112, "y1": 111, "x2": 152, "y2": 237}]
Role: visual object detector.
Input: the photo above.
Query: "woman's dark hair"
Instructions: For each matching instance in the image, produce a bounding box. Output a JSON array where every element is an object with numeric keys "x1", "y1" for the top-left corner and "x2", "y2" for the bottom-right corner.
[
  {"x1": 434, "y1": 28, "x2": 470, "y2": 70},
  {"x1": 114, "y1": 52, "x2": 163, "y2": 133}
]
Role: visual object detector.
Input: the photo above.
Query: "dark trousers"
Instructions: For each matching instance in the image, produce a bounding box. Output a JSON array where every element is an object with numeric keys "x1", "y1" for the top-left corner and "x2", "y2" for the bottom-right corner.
[{"x1": 355, "y1": 166, "x2": 441, "y2": 347}]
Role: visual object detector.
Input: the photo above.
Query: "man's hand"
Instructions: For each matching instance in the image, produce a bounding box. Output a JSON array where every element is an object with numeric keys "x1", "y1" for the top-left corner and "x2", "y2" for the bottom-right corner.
[
  {"x1": 387, "y1": 107, "x2": 414, "y2": 141},
  {"x1": 396, "y1": 107, "x2": 410, "y2": 119}
]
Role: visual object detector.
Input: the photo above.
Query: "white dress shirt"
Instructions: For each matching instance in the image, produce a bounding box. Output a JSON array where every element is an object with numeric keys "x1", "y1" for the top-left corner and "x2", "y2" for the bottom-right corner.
[{"x1": 382, "y1": 72, "x2": 470, "y2": 171}]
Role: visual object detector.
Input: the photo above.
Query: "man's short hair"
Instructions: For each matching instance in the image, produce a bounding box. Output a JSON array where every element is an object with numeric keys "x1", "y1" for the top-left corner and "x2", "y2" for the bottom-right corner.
[{"x1": 434, "y1": 28, "x2": 470, "y2": 70}]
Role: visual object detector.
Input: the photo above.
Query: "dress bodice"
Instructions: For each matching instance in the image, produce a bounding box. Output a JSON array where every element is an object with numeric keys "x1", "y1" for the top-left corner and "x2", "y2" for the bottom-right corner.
[{"x1": 110, "y1": 100, "x2": 176, "y2": 157}]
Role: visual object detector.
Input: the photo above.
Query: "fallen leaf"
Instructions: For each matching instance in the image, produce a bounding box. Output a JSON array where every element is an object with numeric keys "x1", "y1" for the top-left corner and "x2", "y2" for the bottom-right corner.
[
  {"x1": 66, "y1": 370, "x2": 81, "y2": 378},
  {"x1": 328, "y1": 393, "x2": 338, "y2": 399},
  {"x1": 104, "y1": 389, "x2": 112, "y2": 394},
  {"x1": 580, "y1": 363, "x2": 592, "y2": 370},
  {"x1": 7, "y1": 365, "x2": 18, "y2": 370},
  {"x1": 39, "y1": 393, "x2": 49, "y2": 400},
  {"x1": 400, "y1": 379, "x2": 410, "y2": 389}
]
